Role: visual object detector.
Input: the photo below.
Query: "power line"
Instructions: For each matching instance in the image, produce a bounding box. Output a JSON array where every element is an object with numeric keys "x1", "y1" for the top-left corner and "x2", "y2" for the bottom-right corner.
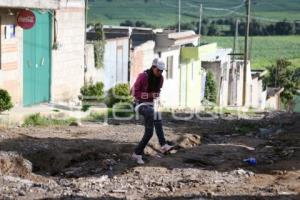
[{"x1": 89, "y1": 1, "x2": 295, "y2": 23}]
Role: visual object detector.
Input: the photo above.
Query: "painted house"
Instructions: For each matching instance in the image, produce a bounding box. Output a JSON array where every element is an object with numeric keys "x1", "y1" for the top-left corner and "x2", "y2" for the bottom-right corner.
[
  {"x1": 180, "y1": 46, "x2": 207, "y2": 109},
  {"x1": 201, "y1": 44, "x2": 232, "y2": 107},
  {"x1": 155, "y1": 31, "x2": 199, "y2": 108},
  {"x1": 0, "y1": 0, "x2": 85, "y2": 107}
]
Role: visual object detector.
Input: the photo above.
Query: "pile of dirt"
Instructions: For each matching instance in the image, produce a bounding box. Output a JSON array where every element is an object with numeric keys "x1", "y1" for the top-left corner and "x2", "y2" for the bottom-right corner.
[{"x1": 0, "y1": 151, "x2": 32, "y2": 178}]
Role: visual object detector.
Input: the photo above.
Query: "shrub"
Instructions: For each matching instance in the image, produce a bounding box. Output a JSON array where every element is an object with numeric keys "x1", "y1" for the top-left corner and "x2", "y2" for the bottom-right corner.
[
  {"x1": 204, "y1": 71, "x2": 217, "y2": 103},
  {"x1": 105, "y1": 84, "x2": 133, "y2": 108},
  {"x1": 23, "y1": 113, "x2": 76, "y2": 127},
  {"x1": 79, "y1": 82, "x2": 104, "y2": 111},
  {"x1": 0, "y1": 89, "x2": 13, "y2": 113}
]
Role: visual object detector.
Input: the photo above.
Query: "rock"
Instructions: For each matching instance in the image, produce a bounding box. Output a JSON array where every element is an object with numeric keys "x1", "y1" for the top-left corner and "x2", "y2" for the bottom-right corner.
[
  {"x1": 177, "y1": 134, "x2": 201, "y2": 149},
  {"x1": 111, "y1": 189, "x2": 127, "y2": 193},
  {"x1": 167, "y1": 185, "x2": 175, "y2": 192},
  {"x1": 233, "y1": 169, "x2": 254, "y2": 177},
  {"x1": 159, "y1": 187, "x2": 170, "y2": 193},
  {"x1": 101, "y1": 159, "x2": 117, "y2": 170},
  {"x1": 206, "y1": 191, "x2": 215, "y2": 198},
  {"x1": 214, "y1": 180, "x2": 225, "y2": 184}
]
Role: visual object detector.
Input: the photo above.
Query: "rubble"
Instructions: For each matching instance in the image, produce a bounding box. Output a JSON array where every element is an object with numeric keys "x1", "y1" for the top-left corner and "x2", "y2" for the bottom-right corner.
[{"x1": 0, "y1": 152, "x2": 33, "y2": 177}]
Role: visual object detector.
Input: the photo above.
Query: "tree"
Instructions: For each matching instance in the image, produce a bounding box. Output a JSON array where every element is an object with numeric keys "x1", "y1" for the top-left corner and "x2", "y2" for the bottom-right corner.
[
  {"x1": 204, "y1": 71, "x2": 217, "y2": 103},
  {"x1": 94, "y1": 23, "x2": 105, "y2": 69},
  {"x1": 207, "y1": 24, "x2": 220, "y2": 36},
  {"x1": 265, "y1": 59, "x2": 300, "y2": 109},
  {"x1": 275, "y1": 20, "x2": 294, "y2": 35},
  {"x1": 0, "y1": 89, "x2": 13, "y2": 113},
  {"x1": 120, "y1": 20, "x2": 134, "y2": 27}
]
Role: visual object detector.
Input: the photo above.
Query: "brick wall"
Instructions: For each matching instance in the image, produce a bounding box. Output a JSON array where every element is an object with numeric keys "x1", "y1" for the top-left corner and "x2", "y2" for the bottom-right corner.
[
  {"x1": 0, "y1": 13, "x2": 22, "y2": 106},
  {"x1": 51, "y1": 0, "x2": 85, "y2": 103}
]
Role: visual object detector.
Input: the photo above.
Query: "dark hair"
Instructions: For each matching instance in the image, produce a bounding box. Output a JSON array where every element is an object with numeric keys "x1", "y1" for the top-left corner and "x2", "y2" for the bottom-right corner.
[{"x1": 145, "y1": 67, "x2": 161, "y2": 92}]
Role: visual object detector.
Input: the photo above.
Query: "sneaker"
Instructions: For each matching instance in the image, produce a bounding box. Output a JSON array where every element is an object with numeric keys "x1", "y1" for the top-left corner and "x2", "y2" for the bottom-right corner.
[
  {"x1": 132, "y1": 153, "x2": 145, "y2": 165},
  {"x1": 161, "y1": 144, "x2": 174, "y2": 153}
]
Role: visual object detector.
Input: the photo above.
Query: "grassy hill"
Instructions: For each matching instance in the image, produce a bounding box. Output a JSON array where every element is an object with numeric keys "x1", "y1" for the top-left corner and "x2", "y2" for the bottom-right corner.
[
  {"x1": 201, "y1": 36, "x2": 300, "y2": 69},
  {"x1": 88, "y1": 0, "x2": 300, "y2": 26}
]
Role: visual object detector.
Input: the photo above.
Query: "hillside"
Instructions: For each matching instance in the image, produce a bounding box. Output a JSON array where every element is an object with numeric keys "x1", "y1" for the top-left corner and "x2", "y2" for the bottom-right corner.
[
  {"x1": 88, "y1": 0, "x2": 300, "y2": 27},
  {"x1": 201, "y1": 36, "x2": 300, "y2": 69}
]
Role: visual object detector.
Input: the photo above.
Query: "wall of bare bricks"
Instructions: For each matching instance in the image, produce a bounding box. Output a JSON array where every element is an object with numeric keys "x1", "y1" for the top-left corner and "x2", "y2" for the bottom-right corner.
[
  {"x1": 51, "y1": 0, "x2": 85, "y2": 103},
  {"x1": 0, "y1": 13, "x2": 22, "y2": 106}
]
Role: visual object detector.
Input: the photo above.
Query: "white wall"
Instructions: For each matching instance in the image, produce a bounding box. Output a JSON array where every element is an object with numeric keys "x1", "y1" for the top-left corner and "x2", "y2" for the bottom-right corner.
[
  {"x1": 160, "y1": 48, "x2": 180, "y2": 108},
  {"x1": 103, "y1": 38, "x2": 129, "y2": 91}
]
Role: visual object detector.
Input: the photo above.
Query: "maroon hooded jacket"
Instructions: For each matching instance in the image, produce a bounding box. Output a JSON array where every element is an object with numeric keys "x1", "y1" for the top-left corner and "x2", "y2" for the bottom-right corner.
[{"x1": 131, "y1": 71, "x2": 164, "y2": 103}]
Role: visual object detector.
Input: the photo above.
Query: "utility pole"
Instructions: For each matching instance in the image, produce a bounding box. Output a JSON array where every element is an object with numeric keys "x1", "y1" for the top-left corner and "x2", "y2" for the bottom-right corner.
[
  {"x1": 198, "y1": 4, "x2": 203, "y2": 42},
  {"x1": 233, "y1": 19, "x2": 239, "y2": 62},
  {"x1": 178, "y1": 0, "x2": 181, "y2": 32},
  {"x1": 84, "y1": 0, "x2": 88, "y2": 85},
  {"x1": 243, "y1": 0, "x2": 251, "y2": 106}
]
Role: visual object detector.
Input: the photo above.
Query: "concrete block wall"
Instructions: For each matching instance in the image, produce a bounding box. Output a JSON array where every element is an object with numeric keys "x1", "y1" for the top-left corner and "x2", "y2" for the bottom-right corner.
[
  {"x1": 0, "y1": 13, "x2": 23, "y2": 106},
  {"x1": 51, "y1": 0, "x2": 85, "y2": 103}
]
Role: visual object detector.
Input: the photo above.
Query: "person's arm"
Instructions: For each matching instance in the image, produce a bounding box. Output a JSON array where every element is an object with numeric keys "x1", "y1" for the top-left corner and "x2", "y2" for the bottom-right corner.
[{"x1": 132, "y1": 73, "x2": 151, "y2": 100}]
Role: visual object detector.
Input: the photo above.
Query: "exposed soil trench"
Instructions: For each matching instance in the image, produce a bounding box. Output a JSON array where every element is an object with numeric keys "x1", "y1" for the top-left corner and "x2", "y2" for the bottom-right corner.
[{"x1": 0, "y1": 113, "x2": 299, "y2": 199}]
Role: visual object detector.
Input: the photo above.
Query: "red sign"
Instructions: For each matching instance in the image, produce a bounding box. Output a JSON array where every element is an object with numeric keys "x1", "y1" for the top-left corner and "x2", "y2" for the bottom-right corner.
[{"x1": 17, "y1": 10, "x2": 36, "y2": 29}]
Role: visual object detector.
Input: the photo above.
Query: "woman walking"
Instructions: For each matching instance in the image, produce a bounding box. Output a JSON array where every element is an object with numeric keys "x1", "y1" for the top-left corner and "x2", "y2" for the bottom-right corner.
[{"x1": 131, "y1": 58, "x2": 173, "y2": 164}]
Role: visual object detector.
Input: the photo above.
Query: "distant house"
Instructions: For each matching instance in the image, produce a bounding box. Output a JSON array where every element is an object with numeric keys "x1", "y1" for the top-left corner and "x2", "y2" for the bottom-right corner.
[
  {"x1": 86, "y1": 26, "x2": 130, "y2": 91},
  {"x1": 130, "y1": 41, "x2": 156, "y2": 86},
  {"x1": 0, "y1": 0, "x2": 86, "y2": 107},
  {"x1": 228, "y1": 60, "x2": 252, "y2": 108},
  {"x1": 87, "y1": 26, "x2": 160, "y2": 90},
  {"x1": 180, "y1": 46, "x2": 207, "y2": 109},
  {"x1": 201, "y1": 44, "x2": 232, "y2": 107},
  {"x1": 266, "y1": 88, "x2": 284, "y2": 110},
  {"x1": 250, "y1": 70, "x2": 267, "y2": 110},
  {"x1": 155, "y1": 31, "x2": 199, "y2": 108},
  {"x1": 129, "y1": 27, "x2": 157, "y2": 86}
]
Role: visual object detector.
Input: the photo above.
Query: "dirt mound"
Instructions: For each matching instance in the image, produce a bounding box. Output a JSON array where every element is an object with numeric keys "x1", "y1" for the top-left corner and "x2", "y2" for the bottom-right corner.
[
  {"x1": 177, "y1": 134, "x2": 201, "y2": 149},
  {"x1": 0, "y1": 151, "x2": 33, "y2": 177}
]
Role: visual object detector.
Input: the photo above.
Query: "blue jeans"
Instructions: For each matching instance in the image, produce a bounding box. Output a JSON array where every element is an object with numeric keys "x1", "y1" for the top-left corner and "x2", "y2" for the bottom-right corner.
[{"x1": 134, "y1": 105, "x2": 167, "y2": 155}]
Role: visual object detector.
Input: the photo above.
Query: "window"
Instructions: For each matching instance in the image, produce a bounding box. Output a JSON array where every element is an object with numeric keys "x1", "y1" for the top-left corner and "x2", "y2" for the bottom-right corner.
[
  {"x1": 166, "y1": 56, "x2": 173, "y2": 79},
  {"x1": 4, "y1": 25, "x2": 16, "y2": 39}
]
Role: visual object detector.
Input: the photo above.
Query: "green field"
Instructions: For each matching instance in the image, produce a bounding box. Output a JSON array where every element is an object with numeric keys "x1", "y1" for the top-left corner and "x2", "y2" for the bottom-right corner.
[
  {"x1": 201, "y1": 36, "x2": 300, "y2": 69},
  {"x1": 88, "y1": 0, "x2": 300, "y2": 26}
]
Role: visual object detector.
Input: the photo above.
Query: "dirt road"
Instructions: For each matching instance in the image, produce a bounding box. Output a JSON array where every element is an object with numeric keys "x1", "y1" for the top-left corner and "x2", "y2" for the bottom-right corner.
[{"x1": 0, "y1": 113, "x2": 299, "y2": 199}]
